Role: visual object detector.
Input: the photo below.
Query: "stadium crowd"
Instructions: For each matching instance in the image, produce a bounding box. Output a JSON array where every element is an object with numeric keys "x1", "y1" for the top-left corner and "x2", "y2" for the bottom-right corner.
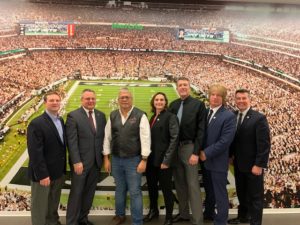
[
  {"x1": 0, "y1": 0, "x2": 299, "y2": 211},
  {"x1": 0, "y1": 187, "x2": 30, "y2": 211},
  {"x1": 1, "y1": 26, "x2": 299, "y2": 78},
  {"x1": 1, "y1": 52, "x2": 299, "y2": 209}
]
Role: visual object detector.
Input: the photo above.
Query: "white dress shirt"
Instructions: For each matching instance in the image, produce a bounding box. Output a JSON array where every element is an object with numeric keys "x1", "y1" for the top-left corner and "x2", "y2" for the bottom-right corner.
[
  {"x1": 238, "y1": 107, "x2": 251, "y2": 125},
  {"x1": 208, "y1": 105, "x2": 222, "y2": 124}
]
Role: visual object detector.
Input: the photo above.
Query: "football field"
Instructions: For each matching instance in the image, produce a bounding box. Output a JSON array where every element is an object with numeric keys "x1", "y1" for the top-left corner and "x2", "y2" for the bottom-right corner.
[
  {"x1": 5, "y1": 81, "x2": 179, "y2": 187},
  {"x1": 65, "y1": 82, "x2": 179, "y2": 118},
  {"x1": 5, "y1": 81, "x2": 180, "y2": 209},
  {"x1": 1, "y1": 80, "x2": 236, "y2": 211}
]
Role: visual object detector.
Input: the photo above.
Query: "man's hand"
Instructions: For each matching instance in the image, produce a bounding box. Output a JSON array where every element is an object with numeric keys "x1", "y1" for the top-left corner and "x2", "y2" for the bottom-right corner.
[
  {"x1": 74, "y1": 162, "x2": 84, "y2": 175},
  {"x1": 189, "y1": 154, "x2": 199, "y2": 165},
  {"x1": 137, "y1": 160, "x2": 147, "y2": 173},
  {"x1": 252, "y1": 165, "x2": 263, "y2": 176},
  {"x1": 103, "y1": 155, "x2": 111, "y2": 173},
  {"x1": 200, "y1": 151, "x2": 206, "y2": 161},
  {"x1": 40, "y1": 177, "x2": 50, "y2": 186},
  {"x1": 161, "y1": 163, "x2": 169, "y2": 169}
]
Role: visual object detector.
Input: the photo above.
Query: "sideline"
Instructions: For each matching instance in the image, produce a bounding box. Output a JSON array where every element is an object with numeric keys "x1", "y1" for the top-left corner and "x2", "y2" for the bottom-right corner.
[{"x1": 0, "y1": 81, "x2": 79, "y2": 187}]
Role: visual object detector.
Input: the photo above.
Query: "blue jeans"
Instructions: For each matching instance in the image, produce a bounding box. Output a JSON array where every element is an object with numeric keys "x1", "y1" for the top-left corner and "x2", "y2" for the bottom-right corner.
[{"x1": 112, "y1": 155, "x2": 143, "y2": 225}]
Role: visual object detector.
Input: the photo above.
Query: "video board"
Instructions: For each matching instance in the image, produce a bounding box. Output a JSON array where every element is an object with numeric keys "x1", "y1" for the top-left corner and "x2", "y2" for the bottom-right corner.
[
  {"x1": 178, "y1": 28, "x2": 230, "y2": 43},
  {"x1": 19, "y1": 21, "x2": 75, "y2": 36}
]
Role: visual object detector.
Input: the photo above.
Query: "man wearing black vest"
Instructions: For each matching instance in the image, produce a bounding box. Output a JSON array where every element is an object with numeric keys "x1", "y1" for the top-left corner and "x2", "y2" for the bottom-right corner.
[{"x1": 103, "y1": 88, "x2": 151, "y2": 225}]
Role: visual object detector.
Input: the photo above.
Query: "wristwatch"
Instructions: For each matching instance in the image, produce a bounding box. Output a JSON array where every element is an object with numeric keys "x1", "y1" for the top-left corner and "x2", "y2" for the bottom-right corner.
[{"x1": 141, "y1": 156, "x2": 148, "y2": 161}]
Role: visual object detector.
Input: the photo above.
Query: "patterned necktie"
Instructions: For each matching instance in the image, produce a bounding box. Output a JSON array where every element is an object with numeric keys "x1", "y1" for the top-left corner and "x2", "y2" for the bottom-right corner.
[
  {"x1": 177, "y1": 101, "x2": 184, "y2": 124},
  {"x1": 207, "y1": 109, "x2": 214, "y2": 124},
  {"x1": 88, "y1": 110, "x2": 96, "y2": 134}
]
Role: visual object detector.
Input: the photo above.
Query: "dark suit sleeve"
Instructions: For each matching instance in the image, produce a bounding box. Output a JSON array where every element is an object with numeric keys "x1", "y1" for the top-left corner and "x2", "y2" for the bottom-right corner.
[
  {"x1": 66, "y1": 113, "x2": 81, "y2": 164},
  {"x1": 204, "y1": 113, "x2": 236, "y2": 159},
  {"x1": 194, "y1": 101, "x2": 206, "y2": 155},
  {"x1": 255, "y1": 115, "x2": 271, "y2": 168},
  {"x1": 162, "y1": 114, "x2": 179, "y2": 166},
  {"x1": 27, "y1": 121, "x2": 49, "y2": 180}
]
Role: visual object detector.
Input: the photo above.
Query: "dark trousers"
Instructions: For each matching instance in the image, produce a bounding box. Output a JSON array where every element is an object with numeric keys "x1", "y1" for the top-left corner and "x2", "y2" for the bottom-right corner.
[
  {"x1": 31, "y1": 176, "x2": 64, "y2": 225},
  {"x1": 146, "y1": 164, "x2": 174, "y2": 220},
  {"x1": 201, "y1": 163, "x2": 215, "y2": 219},
  {"x1": 235, "y1": 167, "x2": 264, "y2": 225},
  {"x1": 203, "y1": 169, "x2": 228, "y2": 225},
  {"x1": 66, "y1": 163, "x2": 99, "y2": 225}
]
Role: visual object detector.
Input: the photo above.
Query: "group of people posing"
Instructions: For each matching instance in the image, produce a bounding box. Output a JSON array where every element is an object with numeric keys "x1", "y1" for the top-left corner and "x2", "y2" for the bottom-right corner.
[{"x1": 27, "y1": 77, "x2": 271, "y2": 225}]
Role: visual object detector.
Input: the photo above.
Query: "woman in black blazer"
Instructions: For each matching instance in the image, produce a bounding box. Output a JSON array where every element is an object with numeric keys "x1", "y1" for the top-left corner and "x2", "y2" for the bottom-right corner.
[{"x1": 144, "y1": 92, "x2": 179, "y2": 225}]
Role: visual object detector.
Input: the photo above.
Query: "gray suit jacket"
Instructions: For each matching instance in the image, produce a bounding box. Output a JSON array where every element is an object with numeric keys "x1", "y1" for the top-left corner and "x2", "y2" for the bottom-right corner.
[{"x1": 66, "y1": 107, "x2": 106, "y2": 169}]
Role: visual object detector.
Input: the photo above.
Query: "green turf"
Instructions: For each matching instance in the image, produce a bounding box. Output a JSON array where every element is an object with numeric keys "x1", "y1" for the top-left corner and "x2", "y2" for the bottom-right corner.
[
  {"x1": 65, "y1": 82, "x2": 178, "y2": 119},
  {"x1": 0, "y1": 81, "x2": 75, "y2": 180},
  {"x1": 0, "y1": 81, "x2": 178, "y2": 181}
]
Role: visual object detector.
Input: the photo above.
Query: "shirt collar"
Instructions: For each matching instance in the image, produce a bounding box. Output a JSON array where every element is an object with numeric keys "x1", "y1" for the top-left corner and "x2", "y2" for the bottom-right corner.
[
  {"x1": 82, "y1": 106, "x2": 94, "y2": 115},
  {"x1": 210, "y1": 105, "x2": 222, "y2": 114},
  {"x1": 180, "y1": 95, "x2": 191, "y2": 103},
  {"x1": 239, "y1": 107, "x2": 250, "y2": 117},
  {"x1": 46, "y1": 110, "x2": 59, "y2": 120},
  {"x1": 119, "y1": 106, "x2": 134, "y2": 118}
]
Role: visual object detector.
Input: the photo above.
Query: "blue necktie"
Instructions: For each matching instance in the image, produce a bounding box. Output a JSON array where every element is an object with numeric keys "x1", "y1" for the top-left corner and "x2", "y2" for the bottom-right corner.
[{"x1": 177, "y1": 101, "x2": 184, "y2": 124}]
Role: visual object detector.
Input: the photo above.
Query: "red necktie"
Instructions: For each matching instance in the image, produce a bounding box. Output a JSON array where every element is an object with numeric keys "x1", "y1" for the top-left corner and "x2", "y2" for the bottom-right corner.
[{"x1": 88, "y1": 111, "x2": 96, "y2": 134}]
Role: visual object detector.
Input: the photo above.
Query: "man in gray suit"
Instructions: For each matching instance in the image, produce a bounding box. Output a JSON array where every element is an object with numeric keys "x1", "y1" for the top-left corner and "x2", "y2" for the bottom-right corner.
[{"x1": 66, "y1": 89, "x2": 106, "y2": 225}]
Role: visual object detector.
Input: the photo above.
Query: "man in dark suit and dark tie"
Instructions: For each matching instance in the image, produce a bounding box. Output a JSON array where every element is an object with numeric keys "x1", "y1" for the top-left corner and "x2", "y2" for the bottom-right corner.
[
  {"x1": 228, "y1": 89, "x2": 270, "y2": 225},
  {"x1": 66, "y1": 89, "x2": 106, "y2": 225},
  {"x1": 200, "y1": 84, "x2": 236, "y2": 225},
  {"x1": 27, "y1": 91, "x2": 66, "y2": 225}
]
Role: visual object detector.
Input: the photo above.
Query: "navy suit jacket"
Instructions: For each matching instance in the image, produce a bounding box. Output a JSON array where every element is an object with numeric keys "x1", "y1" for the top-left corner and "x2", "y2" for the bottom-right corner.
[
  {"x1": 230, "y1": 108, "x2": 270, "y2": 172},
  {"x1": 204, "y1": 106, "x2": 236, "y2": 172},
  {"x1": 27, "y1": 112, "x2": 66, "y2": 182}
]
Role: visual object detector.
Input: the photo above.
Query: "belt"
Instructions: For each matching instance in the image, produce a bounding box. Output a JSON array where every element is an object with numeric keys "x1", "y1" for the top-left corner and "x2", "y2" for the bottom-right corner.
[{"x1": 179, "y1": 140, "x2": 193, "y2": 147}]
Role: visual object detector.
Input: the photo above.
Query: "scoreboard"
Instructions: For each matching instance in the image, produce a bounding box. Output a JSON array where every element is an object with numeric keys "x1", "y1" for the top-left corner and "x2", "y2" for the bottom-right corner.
[
  {"x1": 19, "y1": 21, "x2": 75, "y2": 36},
  {"x1": 178, "y1": 28, "x2": 230, "y2": 43}
]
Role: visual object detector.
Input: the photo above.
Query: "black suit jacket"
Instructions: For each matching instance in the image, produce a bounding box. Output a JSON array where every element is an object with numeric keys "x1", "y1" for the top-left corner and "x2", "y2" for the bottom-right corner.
[
  {"x1": 27, "y1": 112, "x2": 66, "y2": 182},
  {"x1": 66, "y1": 107, "x2": 106, "y2": 169},
  {"x1": 230, "y1": 108, "x2": 271, "y2": 172},
  {"x1": 149, "y1": 110, "x2": 179, "y2": 167}
]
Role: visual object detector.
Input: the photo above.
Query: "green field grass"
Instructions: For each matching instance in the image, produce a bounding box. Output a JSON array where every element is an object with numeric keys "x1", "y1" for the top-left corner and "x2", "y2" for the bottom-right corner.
[
  {"x1": 0, "y1": 80, "x2": 238, "y2": 210},
  {"x1": 0, "y1": 81, "x2": 178, "y2": 181},
  {"x1": 65, "y1": 82, "x2": 178, "y2": 119},
  {"x1": 0, "y1": 81, "x2": 76, "y2": 180}
]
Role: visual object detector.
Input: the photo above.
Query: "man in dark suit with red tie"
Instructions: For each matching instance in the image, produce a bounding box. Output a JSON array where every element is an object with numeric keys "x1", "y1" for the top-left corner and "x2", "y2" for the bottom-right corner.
[
  {"x1": 66, "y1": 89, "x2": 106, "y2": 225},
  {"x1": 228, "y1": 89, "x2": 271, "y2": 225},
  {"x1": 27, "y1": 91, "x2": 66, "y2": 225}
]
